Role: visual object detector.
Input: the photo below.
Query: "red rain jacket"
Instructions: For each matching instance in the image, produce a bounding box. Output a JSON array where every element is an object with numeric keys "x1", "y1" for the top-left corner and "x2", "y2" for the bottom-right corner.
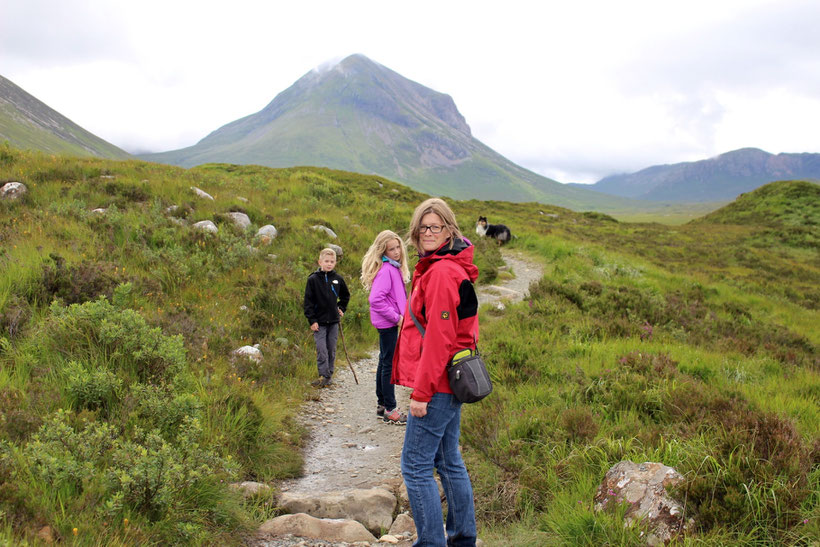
[{"x1": 392, "y1": 238, "x2": 479, "y2": 402}]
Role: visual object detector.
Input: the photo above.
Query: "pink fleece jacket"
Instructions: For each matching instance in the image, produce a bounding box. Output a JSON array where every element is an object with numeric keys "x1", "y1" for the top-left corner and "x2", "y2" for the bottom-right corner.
[{"x1": 369, "y1": 261, "x2": 407, "y2": 329}]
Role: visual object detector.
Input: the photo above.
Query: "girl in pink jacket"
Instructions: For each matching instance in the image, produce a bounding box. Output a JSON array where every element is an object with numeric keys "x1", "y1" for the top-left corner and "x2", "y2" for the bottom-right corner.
[{"x1": 361, "y1": 230, "x2": 410, "y2": 424}]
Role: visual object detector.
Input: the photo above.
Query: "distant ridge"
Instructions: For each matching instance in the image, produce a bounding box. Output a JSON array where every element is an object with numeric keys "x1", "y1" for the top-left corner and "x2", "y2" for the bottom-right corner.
[
  {"x1": 0, "y1": 74, "x2": 131, "y2": 160},
  {"x1": 578, "y1": 148, "x2": 820, "y2": 202},
  {"x1": 139, "y1": 54, "x2": 632, "y2": 211}
]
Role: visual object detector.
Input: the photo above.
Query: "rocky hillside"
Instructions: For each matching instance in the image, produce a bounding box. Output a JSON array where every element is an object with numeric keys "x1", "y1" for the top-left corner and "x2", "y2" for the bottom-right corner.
[
  {"x1": 584, "y1": 148, "x2": 820, "y2": 202},
  {"x1": 0, "y1": 74, "x2": 131, "y2": 160}
]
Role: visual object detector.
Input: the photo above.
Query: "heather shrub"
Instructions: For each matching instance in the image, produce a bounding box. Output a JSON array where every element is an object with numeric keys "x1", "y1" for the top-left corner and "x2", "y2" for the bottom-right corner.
[
  {"x1": 46, "y1": 297, "x2": 186, "y2": 383},
  {"x1": 64, "y1": 361, "x2": 122, "y2": 415}
]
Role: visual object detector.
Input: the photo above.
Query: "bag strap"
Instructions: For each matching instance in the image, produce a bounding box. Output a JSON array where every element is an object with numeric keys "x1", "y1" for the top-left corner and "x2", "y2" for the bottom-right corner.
[
  {"x1": 408, "y1": 291, "x2": 425, "y2": 338},
  {"x1": 408, "y1": 291, "x2": 479, "y2": 354}
]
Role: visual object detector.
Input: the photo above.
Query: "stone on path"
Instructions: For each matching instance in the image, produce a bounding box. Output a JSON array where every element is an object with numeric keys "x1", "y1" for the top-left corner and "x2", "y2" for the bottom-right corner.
[{"x1": 258, "y1": 513, "x2": 376, "y2": 543}]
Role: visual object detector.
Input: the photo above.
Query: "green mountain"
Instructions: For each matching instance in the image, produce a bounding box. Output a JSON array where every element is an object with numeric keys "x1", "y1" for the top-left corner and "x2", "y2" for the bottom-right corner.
[
  {"x1": 139, "y1": 54, "x2": 630, "y2": 211},
  {"x1": 582, "y1": 148, "x2": 820, "y2": 202},
  {"x1": 0, "y1": 74, "x2": 131, "y2": 160},
  {"x1": 693, "y1": 179, "x2": 820, "y2": 227}
]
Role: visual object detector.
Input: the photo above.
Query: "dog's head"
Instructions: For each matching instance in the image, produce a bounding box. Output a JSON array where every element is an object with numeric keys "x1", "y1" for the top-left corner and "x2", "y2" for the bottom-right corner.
[{"x1": 477, "y1": 216, "x2": 488, "y2": 227}]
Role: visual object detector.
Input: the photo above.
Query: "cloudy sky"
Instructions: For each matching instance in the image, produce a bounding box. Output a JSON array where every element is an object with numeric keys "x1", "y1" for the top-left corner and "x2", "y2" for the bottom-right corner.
[{"x1": 2, "y1": 0, "x2": 819, "y2": 183}]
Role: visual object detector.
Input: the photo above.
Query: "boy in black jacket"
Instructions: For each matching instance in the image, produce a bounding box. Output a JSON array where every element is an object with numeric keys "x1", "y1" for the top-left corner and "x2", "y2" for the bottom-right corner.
[{"x1": 303, "y1": 248, "x2": 350, "y2": 386}]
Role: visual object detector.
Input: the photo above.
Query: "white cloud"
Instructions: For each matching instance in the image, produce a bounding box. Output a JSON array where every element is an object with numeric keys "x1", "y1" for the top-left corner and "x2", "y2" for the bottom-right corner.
[{"x1": 1, "y1": 0, "x2": 818, "y2": 182}]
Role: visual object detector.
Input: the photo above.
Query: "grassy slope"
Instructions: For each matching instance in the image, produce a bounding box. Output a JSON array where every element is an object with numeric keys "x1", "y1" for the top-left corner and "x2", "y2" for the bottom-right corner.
[{"x1": 0, "y1": 146, "x2": 817, "y2": 545}]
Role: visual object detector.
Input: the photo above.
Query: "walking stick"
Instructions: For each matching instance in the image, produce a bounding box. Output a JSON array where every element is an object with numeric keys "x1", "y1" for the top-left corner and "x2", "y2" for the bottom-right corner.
[{"x1": 337, "y1": 320, "x2": 359, "y2": 384}]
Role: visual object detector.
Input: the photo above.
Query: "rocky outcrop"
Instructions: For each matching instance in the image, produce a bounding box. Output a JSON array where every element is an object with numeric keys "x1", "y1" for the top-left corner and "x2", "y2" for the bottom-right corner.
[
  {"x1": 594, "y1": 461, "x2": 691, "y2": 545},
  {"x1": 0, "y1": 182, "x2": 27, "y2": 200}
]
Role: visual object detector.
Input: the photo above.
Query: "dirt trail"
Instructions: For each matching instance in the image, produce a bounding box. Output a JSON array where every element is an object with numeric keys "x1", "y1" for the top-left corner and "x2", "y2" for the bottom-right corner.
[{"x1": 276, "y1": 250, "x2": 543, "y2": 496}]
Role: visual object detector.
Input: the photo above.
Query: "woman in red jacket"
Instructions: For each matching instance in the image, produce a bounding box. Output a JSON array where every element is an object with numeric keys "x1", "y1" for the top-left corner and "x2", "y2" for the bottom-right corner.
[{"x1": 393, "y1": 198, "x2": 478, "y2": 546}]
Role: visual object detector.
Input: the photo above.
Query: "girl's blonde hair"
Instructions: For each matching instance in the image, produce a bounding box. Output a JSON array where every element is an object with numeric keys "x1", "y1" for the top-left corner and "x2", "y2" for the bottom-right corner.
[
  {"x1": 407, "y1": 198, "x2": 463, "y2": 251},
  {"x1": 360, "y1": 230, "x2": 411, "y2": 290}
]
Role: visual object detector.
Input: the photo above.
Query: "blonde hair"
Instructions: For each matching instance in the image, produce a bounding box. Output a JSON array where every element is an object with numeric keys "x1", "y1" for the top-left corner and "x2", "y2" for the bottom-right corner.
[
  {"x1": 360, "y1": 230, "x2": 410, "y2": 290},
  {"x1": 407, "y1": 198, "x2": 463, "y2": 251},
  {"x1": 319, "y1": 248, "x2": 337, "y2": 260}
]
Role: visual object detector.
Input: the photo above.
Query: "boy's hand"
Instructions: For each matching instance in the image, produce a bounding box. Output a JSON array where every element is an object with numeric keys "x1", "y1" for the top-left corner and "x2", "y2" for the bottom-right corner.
[
  {"x1": 338, "y1": 308, "x2": 344, "y2": 318},
  {"x1": 310, "y1": 322, "x2": 319, "y2": 332}
]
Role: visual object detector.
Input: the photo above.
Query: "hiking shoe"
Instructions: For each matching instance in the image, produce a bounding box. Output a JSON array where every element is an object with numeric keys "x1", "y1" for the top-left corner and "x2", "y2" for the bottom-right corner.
[
  {"x1": 376, "y1": 405, "x2": 385, "y2": 417},
  {"x1": 319, "y1": 376, "x2": 333, "y2": 387},
  {"x1": 310, "y1": 377, "x2": 324, "y2": 387},
  {"x1": 383, "y1": 408, "x2": 407, "y2": 425}
]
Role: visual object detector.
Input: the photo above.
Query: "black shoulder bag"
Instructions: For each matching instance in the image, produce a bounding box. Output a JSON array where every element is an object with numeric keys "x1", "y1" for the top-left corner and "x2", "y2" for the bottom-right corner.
[{"x1": 408, "y1": 292, "x2": 492, "y2": 403}]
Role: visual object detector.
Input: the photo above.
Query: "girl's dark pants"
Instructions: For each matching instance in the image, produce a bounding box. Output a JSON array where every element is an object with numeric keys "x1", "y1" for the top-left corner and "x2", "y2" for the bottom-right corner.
[{"x1": 376, "y1": 326, "x2": 398, "y2": 411}]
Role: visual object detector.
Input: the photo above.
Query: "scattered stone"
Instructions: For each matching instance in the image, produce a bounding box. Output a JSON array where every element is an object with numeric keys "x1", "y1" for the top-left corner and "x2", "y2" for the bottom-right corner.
[
  {"x1": 237, "y1": 196, "x2": 249, "y2": 203},
  {"x1": 232, "y1": 345, "x2": 263, "y2": 363},
  {"x1": 312, "y1": 225, "x2": 337, "y2": 239},
  {"x1": 91, "y1": 208, "x2": 107, "y2": 214},
  {"x1": 230, "y1": 481, "x2": 272, "y2": 498},
  {"x1": 193, "y1": 220, "x2": 218, "y2": 233},
  {"x1": 191, "y1": 186, "x2": 214, "y2": 200},
  {"x1": 227, "y1": 212, "x2": 251, "y2": 229},
  {"x1": 378, "y1": 534, "x2": 399, "y2": 544},
  {"x1": 594, "y1": 461, "x2": 690, "y2": 546},
  {"x1": 258, "y1": 513, "x2": 376, "y2": 543},
  {"x1": 257, "y1": 225, "x2": 278, "y2": 244},
  {"x1": 0, "y1": 182, "x2": 27, "y2": 200}
]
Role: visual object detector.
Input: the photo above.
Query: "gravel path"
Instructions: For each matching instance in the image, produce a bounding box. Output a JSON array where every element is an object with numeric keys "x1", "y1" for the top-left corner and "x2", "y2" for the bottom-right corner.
[{"x1": 259, "y1": 250, "x2": 543, "y2": 545}]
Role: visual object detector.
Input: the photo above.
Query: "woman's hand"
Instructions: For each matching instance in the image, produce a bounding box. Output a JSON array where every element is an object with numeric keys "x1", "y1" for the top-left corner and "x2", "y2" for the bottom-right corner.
[
  {"x1": 310, "y1": 322, "x2": 319, "y2": 332},
  {"x1": 409, "y1": 399, "x2": 428, "y2": 418}
]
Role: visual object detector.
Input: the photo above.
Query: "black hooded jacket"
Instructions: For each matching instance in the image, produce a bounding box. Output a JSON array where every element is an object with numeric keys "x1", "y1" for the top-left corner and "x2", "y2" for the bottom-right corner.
[{"x1": 303, "y1": 269, "x2": 350, "y2": 325}]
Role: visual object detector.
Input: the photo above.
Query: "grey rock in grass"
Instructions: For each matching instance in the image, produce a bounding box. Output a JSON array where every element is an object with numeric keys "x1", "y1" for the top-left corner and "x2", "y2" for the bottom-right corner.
[
  {"x1": 594, "y1": 461, "x2": 690, "y2": 545},
  {"x1": 227, "y1": 212, "x2": 251, "y2": 229},
  {"x1": 191, "y1": 186, "x2": 214, "y2": 200},
  {"x1": 232, "y1": 345, "x2": 263, "y2": 363},
  {"x1": 193, "y1": 220, "x2": 218, "y2": 233},
  {"x1": 230, "y1": 481, "x2": 272, "y2": 498},
  {"x1": 257, "y1": 225, "x2": 278, "y2": 244},
  {"x1": 312, "y1": 225, "x2": 337, "y2": 239},
  {"x1": 0, "y1": 182, "x2": 27, "y2": 200}
]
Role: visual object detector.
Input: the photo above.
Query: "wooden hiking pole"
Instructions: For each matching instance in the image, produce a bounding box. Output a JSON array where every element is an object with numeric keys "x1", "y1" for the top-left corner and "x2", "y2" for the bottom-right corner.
[{"x1": 337, "y1": 321, "x2": 359, "y2": 384}]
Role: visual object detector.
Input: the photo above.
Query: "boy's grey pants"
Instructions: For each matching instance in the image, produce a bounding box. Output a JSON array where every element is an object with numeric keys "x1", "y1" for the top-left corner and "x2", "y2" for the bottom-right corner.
[{"x1": 313, "y1": 323, "x2": 338, "y2": 378}]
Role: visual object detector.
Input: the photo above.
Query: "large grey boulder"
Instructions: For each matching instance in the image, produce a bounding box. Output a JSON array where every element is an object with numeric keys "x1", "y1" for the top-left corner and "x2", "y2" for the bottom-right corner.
[
  {"x1": 278, "y1": 487, "x2": 396, "y2": 536},
  {"x1": 256, "y1": 225, "x2": 278, "y2": 244},
  {"x1": 193, "y1": 220, "x2": 218, "y2": 233},
  {"x1": 227, "y1": 212, "x2": 251, "y2": 230},
  {"x1": 258, "y1": 513, "x2": 376, "y2": 543},
  {"x1": 594, "y1": 461, "x2": 690, "y2": 545},
  {"x1": 0, "y1": 182, "x2": 27, "y2": 200}
]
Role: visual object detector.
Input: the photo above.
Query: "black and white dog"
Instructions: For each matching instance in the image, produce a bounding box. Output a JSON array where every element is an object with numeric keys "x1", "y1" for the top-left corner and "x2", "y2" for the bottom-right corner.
[{"x1": 476, "y1": 216, "x2": 512, "y2": 244}]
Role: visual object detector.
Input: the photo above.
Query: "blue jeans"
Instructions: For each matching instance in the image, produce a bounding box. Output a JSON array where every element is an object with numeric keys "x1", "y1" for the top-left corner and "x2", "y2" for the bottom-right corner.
[
  {"x1": 401, "y1": 393, "x2": 476, "y2": 546},
  {"x1": 376, "y1": 326, "x2": 398, "y2": 410},
  {"x1": 313, "y1": 323, "x2": 338, "y2": 378}
]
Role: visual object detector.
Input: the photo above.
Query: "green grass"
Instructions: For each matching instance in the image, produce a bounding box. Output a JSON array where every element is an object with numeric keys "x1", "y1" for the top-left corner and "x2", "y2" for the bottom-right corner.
[{"x1": 1, "y1": 144, "x2": 818, "y2": 545}]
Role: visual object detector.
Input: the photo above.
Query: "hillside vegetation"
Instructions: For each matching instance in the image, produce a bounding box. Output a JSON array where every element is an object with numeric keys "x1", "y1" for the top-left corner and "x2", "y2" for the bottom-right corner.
[
  {"x1": 0, "y1": 76, "x2": 131, "y2": 160},
  {"x1": 0, "y1": 145, "x2": 817, "y2": 545}
]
